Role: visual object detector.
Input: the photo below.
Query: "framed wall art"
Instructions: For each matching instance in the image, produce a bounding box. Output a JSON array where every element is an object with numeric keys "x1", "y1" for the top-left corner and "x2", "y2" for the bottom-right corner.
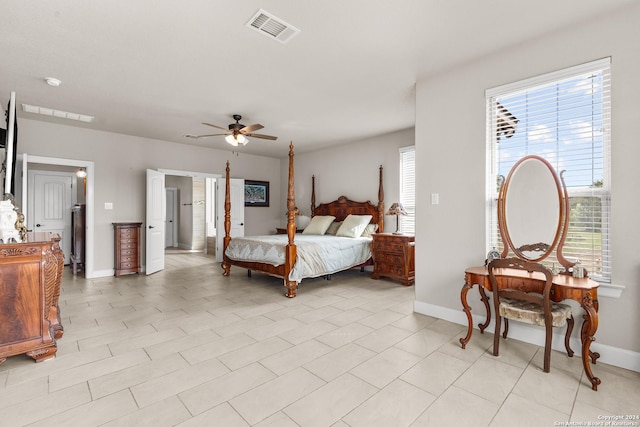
[{"x1": 244, "y1": 180, "x2": 269, "y2": 207}]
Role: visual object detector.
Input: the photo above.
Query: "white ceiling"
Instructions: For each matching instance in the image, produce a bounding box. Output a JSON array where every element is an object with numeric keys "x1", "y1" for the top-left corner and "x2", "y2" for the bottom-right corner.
[{"x1": 1, "y1": 1, "x2": 635, "y2": 158}]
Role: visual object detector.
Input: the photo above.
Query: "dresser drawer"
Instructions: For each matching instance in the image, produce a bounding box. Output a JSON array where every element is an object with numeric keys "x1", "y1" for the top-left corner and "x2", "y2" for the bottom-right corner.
[
  {"x1": 119, "y1": 239, "x2": 138, "y2": 247},
  {"x1": 374, "y1": 252, "x2": 404, "y2": 265}
]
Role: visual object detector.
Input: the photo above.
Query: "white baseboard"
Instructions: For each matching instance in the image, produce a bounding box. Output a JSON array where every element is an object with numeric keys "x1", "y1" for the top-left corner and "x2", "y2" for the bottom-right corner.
[
  {"x1": 88, "y1": 269, "x2": 116, "y2": 278},
  {"x1": 414, "y1": 300, "x2": 640, "y2": 373}
]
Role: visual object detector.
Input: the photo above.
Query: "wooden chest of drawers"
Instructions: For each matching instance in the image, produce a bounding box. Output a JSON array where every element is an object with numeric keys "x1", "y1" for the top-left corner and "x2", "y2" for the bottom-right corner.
[
  {"x1": 371, "y1": 233, "x2": 415, "y2": 286},
  {"x1": 0, "y1": 233, "x2": 64, "y2": 364},
  {"x1": 113, "y1": 222, "x2": 142, "y2": 276}
]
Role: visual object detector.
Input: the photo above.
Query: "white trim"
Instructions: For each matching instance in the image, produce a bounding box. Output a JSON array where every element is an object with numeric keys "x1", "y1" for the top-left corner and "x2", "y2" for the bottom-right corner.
[
  {"x1": 414, "y1": 300, "x2": 640, "y2": 373},
  {"x1": 158, "y1": 168, "x2": 220, "y2": 179},
  {"x1": 486, "y1": 57, "x2": 611, "y2": 97}
]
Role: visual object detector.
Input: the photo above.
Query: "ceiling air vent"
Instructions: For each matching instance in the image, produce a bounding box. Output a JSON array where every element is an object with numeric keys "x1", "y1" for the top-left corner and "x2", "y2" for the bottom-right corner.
[{"x1": 246, "y1": 9, "x2": 300, "y2": 44}]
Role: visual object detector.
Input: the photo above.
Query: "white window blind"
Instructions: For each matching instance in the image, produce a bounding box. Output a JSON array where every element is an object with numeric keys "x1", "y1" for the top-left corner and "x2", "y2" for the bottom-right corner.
[
  {"x1": 486, "y1": 58, "x2": 611, "y2": 282},
  {"x1": 399, "y1": 146, "x2": 415, "y2": 234}
]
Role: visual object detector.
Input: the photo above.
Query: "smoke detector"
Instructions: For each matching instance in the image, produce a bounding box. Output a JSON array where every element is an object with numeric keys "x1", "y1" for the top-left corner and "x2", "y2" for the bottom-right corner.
[{"x1": 45, "y1": 77, "x2": 62, "y2": 87}]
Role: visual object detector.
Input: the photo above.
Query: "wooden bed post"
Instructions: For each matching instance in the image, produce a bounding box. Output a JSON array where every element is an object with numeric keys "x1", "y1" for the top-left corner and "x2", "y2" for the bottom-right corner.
[
  {"x1": 284, "y1": 143, "x2": 298, "y2": 297},
  {"x1": 378, "y1": 165, "x2": 384, "y2": 232},
  {"x1": 310, "y1": 175, "x2": 316, "y2": 217},
  {"x1": 221, "y1": 161, "x2": 231, "y2": 276}
]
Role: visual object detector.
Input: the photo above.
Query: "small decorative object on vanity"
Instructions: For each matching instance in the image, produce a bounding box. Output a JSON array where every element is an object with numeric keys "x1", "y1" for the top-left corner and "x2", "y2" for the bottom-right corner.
[
  {"x1": 386, "y1": 202, "x2": 407, "y2": 235},
  {"x1": 485, "y1": 247, "x2": 501, "y2": 266},
  {"x1": 0, "y1": 193, "x2": 24, "y2": 243},
  {"x1": 572, "y1": 260, "x2": 585, "y2": 278}
]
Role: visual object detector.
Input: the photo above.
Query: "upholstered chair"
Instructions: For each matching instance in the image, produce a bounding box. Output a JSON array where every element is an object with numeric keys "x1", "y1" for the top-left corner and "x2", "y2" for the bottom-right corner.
[{"x1": 488, "y1": 257, "x2": 574, "y2": 373}]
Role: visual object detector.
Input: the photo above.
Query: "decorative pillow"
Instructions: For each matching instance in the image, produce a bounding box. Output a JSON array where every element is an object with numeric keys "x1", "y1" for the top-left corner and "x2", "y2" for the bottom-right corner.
[
  {"x1": 336, "y1": 214, "x2": 373, "y2": 238},
  {"x1": 325, "y1": 221, "x2": 342, "y2": 236},
  {"x1": 302, "y1": 215, "x2": 336, "y2": 235},
  {"x1": 360, "y1": 223, "x2": 378, "y2": 237}
]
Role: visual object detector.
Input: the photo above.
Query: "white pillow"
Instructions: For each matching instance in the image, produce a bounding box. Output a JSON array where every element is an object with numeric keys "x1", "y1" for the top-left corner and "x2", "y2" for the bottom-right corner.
[
  {"x1": 361, "y1": 223, "x2": 378, "y2": 237},
  {"x1": 336, "y1": 214, "x2": 373, "y2": 238},
  {"x1": 302, "y1": 215, "x2": 336, "y2": 235}
]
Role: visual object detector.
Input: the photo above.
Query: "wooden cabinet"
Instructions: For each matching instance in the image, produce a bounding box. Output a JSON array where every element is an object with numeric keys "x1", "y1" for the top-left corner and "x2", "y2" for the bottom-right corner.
[
  {"x1": 276, "y1": 228, "x2": 304, "y2": 234},
  {"x1": 371, "y1": 233, "x2": 415, "y2": 286},
  {"x1": 70, "y1": 204, "x2": 85, "y2": 275},
  {"x1": 113, "y1": 222, "x2": 142, "y2": 276},
  {"x1": 0, "y1": 233, "x2": 64, "y2": 365}
]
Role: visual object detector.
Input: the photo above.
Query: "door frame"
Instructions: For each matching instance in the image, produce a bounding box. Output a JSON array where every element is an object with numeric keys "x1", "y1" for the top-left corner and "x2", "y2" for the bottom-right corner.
[
  {"x1": 20, "y1": 154, "x2": 95, "y2": 278},
  {"x1": 151, "y1": 168, "x2": 220, "y2": 270}
]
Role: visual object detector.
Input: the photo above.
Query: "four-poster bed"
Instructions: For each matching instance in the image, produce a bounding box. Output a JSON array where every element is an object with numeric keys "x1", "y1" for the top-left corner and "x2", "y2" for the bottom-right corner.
[{"x1": 222, "y1": 143, "x2": 384, "y2": 297}]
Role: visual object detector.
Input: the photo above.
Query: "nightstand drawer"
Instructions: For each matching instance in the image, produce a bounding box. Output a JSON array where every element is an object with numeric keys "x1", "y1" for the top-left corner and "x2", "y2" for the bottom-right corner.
[
  {"x1": 374, "y1": 252, "x2": 404, "y2": 265},
  {"x1": 372, "y1": 240, "x2": 404, "y2": 254}
]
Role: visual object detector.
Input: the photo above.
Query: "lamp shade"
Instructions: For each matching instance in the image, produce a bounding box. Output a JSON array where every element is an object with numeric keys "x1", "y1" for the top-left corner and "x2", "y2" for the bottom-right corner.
[{"x1": 386, "y1": 202, "x2": 407, "y2": 216}]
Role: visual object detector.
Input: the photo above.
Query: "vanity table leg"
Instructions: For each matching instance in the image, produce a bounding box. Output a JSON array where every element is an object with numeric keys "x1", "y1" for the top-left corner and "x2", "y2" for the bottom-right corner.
[
  {"x1": 459, "y1": 278, "x2": 475, "y2": 349},
  {"x1": 580, "y1": 294, "x2": 601, "y2": 391},
  {"x1": 477, "y1": 286, "x2": 491, "y2": 333}
]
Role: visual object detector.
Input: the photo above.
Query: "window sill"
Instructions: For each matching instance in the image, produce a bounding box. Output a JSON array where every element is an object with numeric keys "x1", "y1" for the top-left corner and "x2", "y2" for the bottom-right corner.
[{"x1": 595, "y1": 282, "x2": 625, "y2": 299}]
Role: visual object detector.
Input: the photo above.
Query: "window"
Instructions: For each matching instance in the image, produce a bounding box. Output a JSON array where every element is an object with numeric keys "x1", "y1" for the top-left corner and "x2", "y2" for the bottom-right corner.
[
  {"x1": 486, "y1": 58, "x2": 611, "y2": 282},
  {"x1": 399, "y1": 146, "x2": 415, "y2": 234}
]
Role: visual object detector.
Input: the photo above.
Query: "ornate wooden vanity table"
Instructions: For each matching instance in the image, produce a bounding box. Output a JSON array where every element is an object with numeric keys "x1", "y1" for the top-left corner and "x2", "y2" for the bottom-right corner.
[{"x1": 459, "y1": 155, "x2": 601, "y2": 390}]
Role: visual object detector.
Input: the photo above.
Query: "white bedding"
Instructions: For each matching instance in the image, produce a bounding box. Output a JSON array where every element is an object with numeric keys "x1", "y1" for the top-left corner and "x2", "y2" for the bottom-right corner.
[{"x1": 224, "y1": 234, "x2": 372, "y2": 282}]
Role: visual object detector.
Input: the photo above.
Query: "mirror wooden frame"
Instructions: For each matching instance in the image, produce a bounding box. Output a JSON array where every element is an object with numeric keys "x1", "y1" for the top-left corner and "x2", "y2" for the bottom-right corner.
[{"x1": 497, "y1": 155, "x2": 575, "y2": 273}]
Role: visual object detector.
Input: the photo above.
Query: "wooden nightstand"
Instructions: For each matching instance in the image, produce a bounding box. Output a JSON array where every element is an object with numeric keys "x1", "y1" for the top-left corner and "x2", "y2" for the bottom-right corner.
[
  {"x1": 371, "y1": 233, "x2": 415, "y2": 286},
  {"x1": 276, "y1": 228, "x2": 304, "y2": 234}
]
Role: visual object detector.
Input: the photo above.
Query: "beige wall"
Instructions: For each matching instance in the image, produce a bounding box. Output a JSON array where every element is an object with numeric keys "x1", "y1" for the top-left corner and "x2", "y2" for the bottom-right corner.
[
  {"x1": 289, "y1": 128, "x2": 415, "y2": 233},
  {"x1": 414, "y1": 2, "x2": 640, "y2": 365},
  {"x1": 18, "y1": 119, "x2": 284, "y2": 274}
]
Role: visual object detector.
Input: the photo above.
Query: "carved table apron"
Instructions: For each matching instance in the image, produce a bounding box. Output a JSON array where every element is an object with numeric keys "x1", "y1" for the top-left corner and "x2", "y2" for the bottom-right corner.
[{"x1": 460, "y1": 266, "x2": 601, "y2": 390}]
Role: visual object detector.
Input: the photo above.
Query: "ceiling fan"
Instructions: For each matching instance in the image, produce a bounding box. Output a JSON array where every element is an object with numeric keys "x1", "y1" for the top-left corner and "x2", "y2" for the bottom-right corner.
[{"x1": 185, "y1": 114, "x2": 278, "y2": 146}]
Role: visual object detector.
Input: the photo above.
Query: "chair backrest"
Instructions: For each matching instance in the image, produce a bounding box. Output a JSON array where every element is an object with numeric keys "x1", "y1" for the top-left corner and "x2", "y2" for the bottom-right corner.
[{"x1": 488, "y1": 257, "x2": 554, "y2": 314}]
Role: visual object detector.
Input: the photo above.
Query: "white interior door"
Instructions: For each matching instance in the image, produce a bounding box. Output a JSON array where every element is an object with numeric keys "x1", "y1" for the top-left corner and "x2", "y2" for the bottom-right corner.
[
  {"x1": 146, "y1": 169, "x2": 165, "y2": 275},
  {"x1": 27, "y1": 170, "x2": 75, "y2": 263},
  {"x1": 215, "y1": 178, "x2": 244, "y2": 262}
]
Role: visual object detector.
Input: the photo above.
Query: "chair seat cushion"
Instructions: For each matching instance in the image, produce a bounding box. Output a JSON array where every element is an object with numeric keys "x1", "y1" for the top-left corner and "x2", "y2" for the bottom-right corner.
[{"x1": 499, "y1": 298, "x2": 572, "y2": 327}]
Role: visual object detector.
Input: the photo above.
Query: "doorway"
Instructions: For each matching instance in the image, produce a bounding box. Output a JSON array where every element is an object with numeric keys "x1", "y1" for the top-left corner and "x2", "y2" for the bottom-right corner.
[
  {"x1": 146, "y1": 169, "x2": 220, "y2": 276},
  {"x1": 27, "y1": 169, "x2": 76, "y2": 263},
  {"x1": 19, "y1": 154, "x2": 95, "y2": 278}
]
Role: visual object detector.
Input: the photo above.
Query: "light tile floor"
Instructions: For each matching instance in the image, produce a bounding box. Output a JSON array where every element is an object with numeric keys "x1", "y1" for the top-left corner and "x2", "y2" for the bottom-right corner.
[{"x1": 1, "y1": 251, "x2": 638, "y2": 426}]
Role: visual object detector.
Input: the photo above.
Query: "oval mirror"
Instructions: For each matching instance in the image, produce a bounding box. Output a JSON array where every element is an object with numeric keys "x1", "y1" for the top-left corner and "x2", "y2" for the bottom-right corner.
[{"x1": 499, "y1": 155, "x2": 564, "y2": 262}]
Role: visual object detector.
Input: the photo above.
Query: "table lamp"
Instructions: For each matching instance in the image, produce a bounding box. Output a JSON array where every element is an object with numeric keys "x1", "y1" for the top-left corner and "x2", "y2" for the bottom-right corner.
[{"x1": 386, "y1": 202, "x2": 407, "y2": 235}]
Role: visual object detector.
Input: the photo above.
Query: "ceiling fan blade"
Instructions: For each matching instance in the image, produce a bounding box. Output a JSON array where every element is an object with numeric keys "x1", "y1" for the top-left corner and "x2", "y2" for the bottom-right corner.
[
  {"x1": 186, "y1": 133, "x2": 227, "y2": 139},
  {"x1": 244, "y1": 132, "x2": 278, "y2": 140},
  {"x1": 240, "y1": 123, "x2": 264, "y2": 133},
  {"x1": 202, "y1": 122, "x2": 229, "y2": 131}
]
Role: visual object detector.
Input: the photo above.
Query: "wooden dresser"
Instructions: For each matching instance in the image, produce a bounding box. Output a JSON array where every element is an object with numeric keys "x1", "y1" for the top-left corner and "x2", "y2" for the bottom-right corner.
[
  {"x1": 371, "y1": 233, "x2": 415, "y2": 286},
  {"x1": 0, "y1": 233, "x2": 64, "y2": 365},
  {"x1": 113, "y1": 222, "x2": 142, "y2": 276}
]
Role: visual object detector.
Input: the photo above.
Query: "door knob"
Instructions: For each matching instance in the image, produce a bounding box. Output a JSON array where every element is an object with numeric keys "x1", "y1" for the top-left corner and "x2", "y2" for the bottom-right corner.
[
  {"x1": 36, "y1": 223, "x2": 42, "y2": 227},
  {"x1": 149, "y1": 225, "x2": 155, "y2": 229}
]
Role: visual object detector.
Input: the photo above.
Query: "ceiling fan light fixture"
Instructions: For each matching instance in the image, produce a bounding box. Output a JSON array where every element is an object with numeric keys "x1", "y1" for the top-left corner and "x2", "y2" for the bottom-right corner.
[{"x1": 226, "y1": 134, "x2": 248, "y2": 146}]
